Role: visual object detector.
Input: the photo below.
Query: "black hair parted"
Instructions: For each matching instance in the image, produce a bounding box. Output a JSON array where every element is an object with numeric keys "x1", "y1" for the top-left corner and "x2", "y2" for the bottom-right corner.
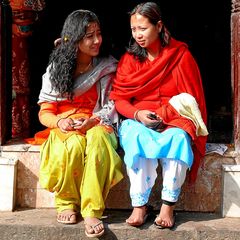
[
  {"x1": 127, "y1": 1, "x2": 171, "y2": 62},
  {"x1": 47, "y1": 9, "x2": 102, "y2": 99},
  {"x1": 61, "y1": 9, "x2": 100, "y2": 45}
]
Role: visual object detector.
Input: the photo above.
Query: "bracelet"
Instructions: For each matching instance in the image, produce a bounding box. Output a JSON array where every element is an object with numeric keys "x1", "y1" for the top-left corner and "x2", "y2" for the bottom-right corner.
[
  {"x1": 56, "y1": 118, "x2": 64, "y2": 128},
  {"x1": 90, "y1": 116, "x2": 101, "y2": 124},
  {"x1": 94, "y1": 117, "x2": 101, "y2": 124},
  {"x1": 134, "y1": 110, "x2": 141, "y2": 122}
]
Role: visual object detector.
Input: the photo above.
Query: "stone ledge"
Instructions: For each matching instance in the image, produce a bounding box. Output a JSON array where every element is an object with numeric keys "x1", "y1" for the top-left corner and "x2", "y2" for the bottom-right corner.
[
  {"x1": 0, "y1": 139, "x2": 236, "y2": 157},
  {"x1": 1, "y1": 139, "x2": 40, "y2": 152},
  {"x1": 0, "y1": 140, "x2": 237, "y2": 213}
]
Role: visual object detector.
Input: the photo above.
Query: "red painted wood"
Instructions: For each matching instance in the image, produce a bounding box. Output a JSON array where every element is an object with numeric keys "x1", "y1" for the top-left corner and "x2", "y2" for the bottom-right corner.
[
  {"x1": 231, "y1": 1, "x2": 240, "y2": 152},
  {"x1": 0, "y1": 1, "x2": 12, "y2": 145}
]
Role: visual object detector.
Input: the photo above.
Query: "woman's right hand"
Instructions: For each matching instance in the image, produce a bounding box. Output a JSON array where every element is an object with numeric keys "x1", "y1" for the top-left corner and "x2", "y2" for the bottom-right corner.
[
  {"x1": 57, "y1": 117, "x2": 99, "y2": 134},
  {"x1": 136, "y1": 110, "x2": 162, "y2": 126},
  {"x1": 57, "y1": 118, "x2": 76, "y2": 133}
]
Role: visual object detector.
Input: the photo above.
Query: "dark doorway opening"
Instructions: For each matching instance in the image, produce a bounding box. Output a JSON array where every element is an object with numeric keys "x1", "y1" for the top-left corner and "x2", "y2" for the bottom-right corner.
[{"x1": 28, "y1": 0, "x2": 232, "y2": 143}]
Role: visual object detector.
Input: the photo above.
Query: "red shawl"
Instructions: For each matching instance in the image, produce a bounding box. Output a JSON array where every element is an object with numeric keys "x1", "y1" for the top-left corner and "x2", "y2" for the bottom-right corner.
[{"x1": 110, "y1": 38, "x2": 208, "y2": 184}]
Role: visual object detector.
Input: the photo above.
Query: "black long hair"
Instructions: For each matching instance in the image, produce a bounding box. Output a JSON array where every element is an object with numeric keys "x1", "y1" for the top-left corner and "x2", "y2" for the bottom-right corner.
[
  {"x1": 48, "y1": 9, "x2": 100, "y2": 99},
  {"x1": 128, "y1": 2, "x2": 171, "y2": 62}
]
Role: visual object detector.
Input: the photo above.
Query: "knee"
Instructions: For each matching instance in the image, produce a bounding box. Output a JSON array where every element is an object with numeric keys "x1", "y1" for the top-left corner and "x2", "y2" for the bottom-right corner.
[
  {"x1": 119, "y1": 119, "x2": 144, "y2": 136},
  {"x1": 87, "y1": 125, "x2": 107, "y2": 138},
  {"x1": 86, "y1": 125, "x2": 117, "y2": 149},
  {"x1": 86, "y1": 126, "x2": 110, "y2": 145},
  {"x1": 173, "y1": 128, "x2": 190, "y2": 140}
]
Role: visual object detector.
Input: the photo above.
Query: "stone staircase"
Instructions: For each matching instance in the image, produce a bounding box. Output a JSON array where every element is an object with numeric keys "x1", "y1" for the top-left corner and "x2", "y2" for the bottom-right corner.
[{"x1": 0, "y1": 139, "x2": 240, "y2": 239}]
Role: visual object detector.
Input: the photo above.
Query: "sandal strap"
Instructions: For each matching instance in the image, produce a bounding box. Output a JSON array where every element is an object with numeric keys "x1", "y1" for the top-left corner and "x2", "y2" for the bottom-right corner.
[
  {"x1": 84, "y1": 220, "x2": 103, "y2": 228},
  {"x1": 92, "y1": 220, "x2": 103, "y2": 229},
  {"x1": 68, "y1": 213, "x2": 77, "y2": 218},
  {"x1": 58, "y1": 211, "x2": 77, "y2": 218}
]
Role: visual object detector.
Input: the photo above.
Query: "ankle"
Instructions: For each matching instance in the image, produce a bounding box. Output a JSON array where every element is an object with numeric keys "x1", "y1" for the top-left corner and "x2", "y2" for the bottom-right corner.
[
  {"x1": 134, "y1": 205, "x2": 147, "y2": 210},
  {"x1": 162, "y1": 200, "x2": 176, "y2": 206}
]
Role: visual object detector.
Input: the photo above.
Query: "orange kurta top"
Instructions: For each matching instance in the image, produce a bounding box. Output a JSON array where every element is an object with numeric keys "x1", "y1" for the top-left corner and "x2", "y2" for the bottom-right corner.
[{"x1": 26, "y1": 84, "x2": 98, "y2": 144}]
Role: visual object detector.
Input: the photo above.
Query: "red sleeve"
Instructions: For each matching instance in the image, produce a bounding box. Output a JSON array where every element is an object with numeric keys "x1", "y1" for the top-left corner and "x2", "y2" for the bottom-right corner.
[{"x1": 115, "y1": 99, "x2": 138, "y2": 119}]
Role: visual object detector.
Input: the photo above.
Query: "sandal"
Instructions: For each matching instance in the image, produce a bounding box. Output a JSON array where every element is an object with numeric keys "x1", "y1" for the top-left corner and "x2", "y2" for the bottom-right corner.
[
  {"x1": 57, "y1": 209, "x2": 77, "y2": 224},
  {"x1": 84, "y1": 219, "x2": 105, "y2": 238},
  {"x1": 126, "y1": 205, "x2": 153, "y2": 227}
]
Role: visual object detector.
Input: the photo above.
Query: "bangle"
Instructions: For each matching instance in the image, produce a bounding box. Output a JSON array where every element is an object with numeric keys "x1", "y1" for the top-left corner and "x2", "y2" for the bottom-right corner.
[
  {"x1": 56, "y1": 118, "x2": 64, "y2": 128},
  {"x1": 94, "y1": 117, "x2": 101, "y2": 124},
  {"x1": 134, "y1": 110, "x2": 141, "y2": 122},
  {"x1": 90, "y1": 116, "x2": 101, "y2": 124}
]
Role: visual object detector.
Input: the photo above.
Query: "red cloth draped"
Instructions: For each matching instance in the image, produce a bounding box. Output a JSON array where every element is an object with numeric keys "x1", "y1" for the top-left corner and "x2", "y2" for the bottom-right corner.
[{"x1": 110, "y1": 38, "x2": 208, "y2": 183}]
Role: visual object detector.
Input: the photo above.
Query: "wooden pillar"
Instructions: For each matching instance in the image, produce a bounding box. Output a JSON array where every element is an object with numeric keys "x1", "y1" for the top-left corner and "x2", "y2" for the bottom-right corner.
[
  {"x1": 9, "y1": 0, "x2": 45, "y2": 138},
  {"x1": 232, "y1": 0, "x2": 240, "y2": 160},
  {"x1": 0, "y1": 0, "x2": 12, "y2": 145}
]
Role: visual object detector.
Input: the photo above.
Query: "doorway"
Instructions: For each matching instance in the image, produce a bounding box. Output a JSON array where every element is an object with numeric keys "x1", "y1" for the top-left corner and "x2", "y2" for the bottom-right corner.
[{"x1": 28, "y1": 0, "x2": 232, "y2": 143}]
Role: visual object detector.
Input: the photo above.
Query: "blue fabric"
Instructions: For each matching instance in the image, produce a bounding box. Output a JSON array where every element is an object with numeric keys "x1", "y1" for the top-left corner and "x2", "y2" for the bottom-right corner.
[{"x1": 118, "y1": 119, "x2": 193, "y2": 169}]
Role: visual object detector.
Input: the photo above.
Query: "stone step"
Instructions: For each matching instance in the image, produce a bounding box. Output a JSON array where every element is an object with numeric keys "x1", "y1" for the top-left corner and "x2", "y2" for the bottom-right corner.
[{"x1": 0, "y1": 208, "x2": 240, "y2": 240}]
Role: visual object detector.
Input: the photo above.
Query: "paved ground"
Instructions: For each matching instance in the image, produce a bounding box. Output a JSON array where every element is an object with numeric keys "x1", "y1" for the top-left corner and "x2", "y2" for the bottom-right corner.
[{"x1": 0, "y1": 208, "x2": 240, "y2": 240}]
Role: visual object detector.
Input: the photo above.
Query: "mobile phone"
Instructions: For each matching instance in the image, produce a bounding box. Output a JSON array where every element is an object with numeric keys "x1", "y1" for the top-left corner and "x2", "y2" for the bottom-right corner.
[
  {"x1": 147, "y1": 113, "x2": 158, "y2": 120},
  {"x1": 71, "y1": 120, "x2": 82, "y2": 127}
]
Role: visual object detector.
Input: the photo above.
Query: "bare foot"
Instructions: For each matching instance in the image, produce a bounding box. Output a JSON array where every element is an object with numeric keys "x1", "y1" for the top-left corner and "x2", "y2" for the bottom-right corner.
[
  {"x1": 154, "y1": 204, "x2": 175, "y2": 228},
  {"x1": 126, "y1": 206, "x2": 148, "y2": 226},
  {"x1": 84, "y1": 217, "x2": 104, "y2": 238}
]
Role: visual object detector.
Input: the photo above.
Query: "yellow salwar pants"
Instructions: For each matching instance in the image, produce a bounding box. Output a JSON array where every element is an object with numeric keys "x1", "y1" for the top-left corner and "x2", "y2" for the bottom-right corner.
[{"x1": 39, "y1": 125, "x2": 123, "y2": 218}]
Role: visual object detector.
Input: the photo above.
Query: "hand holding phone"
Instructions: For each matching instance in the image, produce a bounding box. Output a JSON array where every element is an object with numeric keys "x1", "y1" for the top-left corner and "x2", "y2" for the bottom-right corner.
[
  {"x1": 147, "y1": 113, "x2": 158, "y2": 120},
  {"x1": 146, "y1": 113, "x2": 165, "y2": 131},
  {"x1": 71, "y1": 119, "x2": 84, "y2": 127}
]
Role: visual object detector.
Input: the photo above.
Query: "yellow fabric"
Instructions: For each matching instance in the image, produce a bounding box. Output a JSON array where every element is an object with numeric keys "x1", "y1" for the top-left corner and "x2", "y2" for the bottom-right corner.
[
  {"x1": 25, "y1": 113, "x2": 103, "y2": 145},
  {"x1": 39, "y1": 125, "x2": 123, "y2": 218}
]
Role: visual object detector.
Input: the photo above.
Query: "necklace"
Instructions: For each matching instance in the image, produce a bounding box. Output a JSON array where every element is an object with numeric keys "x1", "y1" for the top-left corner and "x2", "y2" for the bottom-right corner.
[{"x1": 78, "y1": 60, "x2": 92, "y2": 74}]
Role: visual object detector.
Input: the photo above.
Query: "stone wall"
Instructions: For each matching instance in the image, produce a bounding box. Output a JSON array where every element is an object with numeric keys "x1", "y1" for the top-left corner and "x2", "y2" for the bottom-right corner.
[{"x1": 1, "y1": 140, "x2": 237, "y2": 213}]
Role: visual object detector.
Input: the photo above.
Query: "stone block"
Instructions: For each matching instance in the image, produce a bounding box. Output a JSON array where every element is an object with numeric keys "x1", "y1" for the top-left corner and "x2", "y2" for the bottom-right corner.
[
  {"x1": 222, "y1": 164, "x2": 240, "y2": 217},
  {"x1": 0, "y1": 157, "x2": 18, "y2": 211}
]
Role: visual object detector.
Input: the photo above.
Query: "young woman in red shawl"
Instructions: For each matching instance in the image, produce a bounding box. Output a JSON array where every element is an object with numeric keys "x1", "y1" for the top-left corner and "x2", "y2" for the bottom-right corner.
[{"x1": 110, "y1": 2, "x2": 208, "y2": 229}]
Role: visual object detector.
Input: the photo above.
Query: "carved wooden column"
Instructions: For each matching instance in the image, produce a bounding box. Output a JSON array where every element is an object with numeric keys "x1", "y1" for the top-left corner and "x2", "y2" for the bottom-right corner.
[
  {"x1": 0, "y1": 0, "x2": 12, "y2": 145},
  {"x1": 232, "y1": 0, "x2": 240, "y2": 159},
  {"x1": 10, "y1": 0, "x2": 45, "y2": 138}
]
